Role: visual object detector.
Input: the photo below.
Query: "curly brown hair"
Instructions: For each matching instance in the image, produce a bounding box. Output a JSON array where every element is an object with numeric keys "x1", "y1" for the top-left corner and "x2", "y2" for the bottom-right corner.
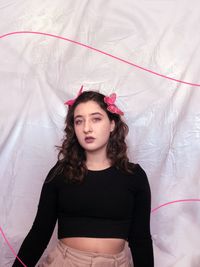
[{"x1": 55, "y1": 90, "x2": 135, "y2": 183}]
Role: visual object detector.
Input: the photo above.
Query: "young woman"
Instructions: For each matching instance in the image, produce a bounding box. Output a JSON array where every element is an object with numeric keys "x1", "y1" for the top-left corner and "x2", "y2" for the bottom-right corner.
[{"x1": 12, "y1": 87, "x2": 154, "y2": 267}]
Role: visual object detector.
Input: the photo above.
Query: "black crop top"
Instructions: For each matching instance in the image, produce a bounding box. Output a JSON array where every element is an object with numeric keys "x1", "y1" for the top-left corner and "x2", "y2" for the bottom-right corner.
[{"x1": 12, "y1": 163, "x2": 154, "y2": 267}]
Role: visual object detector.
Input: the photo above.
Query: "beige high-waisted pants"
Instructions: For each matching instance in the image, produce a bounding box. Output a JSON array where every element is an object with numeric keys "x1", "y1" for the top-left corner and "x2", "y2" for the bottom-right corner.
[{"x1": 38, "y1": 240, "x2": 133, "y2": 267}]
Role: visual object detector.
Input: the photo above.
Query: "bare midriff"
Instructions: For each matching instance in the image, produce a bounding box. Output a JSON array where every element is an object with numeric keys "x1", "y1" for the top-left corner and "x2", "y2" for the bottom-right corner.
[{"x1": 60, "y1": 237, "x2": 126, "y2": 254}]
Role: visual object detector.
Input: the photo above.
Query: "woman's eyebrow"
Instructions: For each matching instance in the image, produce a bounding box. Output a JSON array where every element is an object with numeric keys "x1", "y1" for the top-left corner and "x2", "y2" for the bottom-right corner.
[
  {"x1": 90, "y1": 112, "x2": 103, "y2": 116},
  {"x1": 74, "y1": 112, "x2": 103, "y2": 120}
]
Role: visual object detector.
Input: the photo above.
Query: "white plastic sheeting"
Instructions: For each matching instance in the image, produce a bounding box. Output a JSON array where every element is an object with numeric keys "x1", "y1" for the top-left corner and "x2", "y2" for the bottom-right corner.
[{"x1": 0, "y1": 0, "x2": 200, "y2": 266}]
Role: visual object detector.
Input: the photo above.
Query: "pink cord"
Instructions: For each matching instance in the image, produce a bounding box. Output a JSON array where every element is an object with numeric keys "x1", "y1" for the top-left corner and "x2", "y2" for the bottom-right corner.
[
  {"x1": 0, "y1": 226, "x2": 27, "y2": 266},
  {"x1": 1, "y1": 30, "x2": 200, "y2": 264},
  {"x1": 151, "y1": 198, "x2": 200, "y2": 213},
  {"x1": 1, "y1": 198, "x2": 200, "y2": 265},
  {"x1": 0, "y1": 31, "x2": 200, "y2": 87}
]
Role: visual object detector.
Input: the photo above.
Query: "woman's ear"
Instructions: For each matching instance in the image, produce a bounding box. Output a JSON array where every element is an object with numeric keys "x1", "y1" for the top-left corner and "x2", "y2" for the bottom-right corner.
[{"x1": 110, "y1": 120, "x2": 115, "y2": 132}]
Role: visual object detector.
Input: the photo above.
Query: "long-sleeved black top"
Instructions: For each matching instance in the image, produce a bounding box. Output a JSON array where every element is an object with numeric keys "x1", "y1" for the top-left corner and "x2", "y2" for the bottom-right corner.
[{"x1": 12, "y1": 163, "x2": 154, "y2": 267}]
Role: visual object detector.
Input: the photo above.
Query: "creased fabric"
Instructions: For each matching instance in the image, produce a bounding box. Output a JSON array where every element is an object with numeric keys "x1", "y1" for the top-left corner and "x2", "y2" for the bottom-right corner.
[{"x1": 0, "y1": 1, "x2": 200, "y2": 266}]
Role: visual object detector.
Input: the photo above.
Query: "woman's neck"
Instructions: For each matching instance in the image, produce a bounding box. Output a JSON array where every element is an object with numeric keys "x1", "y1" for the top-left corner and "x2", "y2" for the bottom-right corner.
[
  {"x1": 86, "y1": 162, "x2": 112, "y2": 171},
  {"x1": 86, "y1": 154, "x2": 111, "y2": 171}
]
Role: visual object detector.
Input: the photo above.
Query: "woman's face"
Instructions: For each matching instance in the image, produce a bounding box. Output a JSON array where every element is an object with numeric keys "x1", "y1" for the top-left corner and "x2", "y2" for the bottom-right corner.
[{"x1": 74, "y1": 100, "x2": 115, "y2": 155}]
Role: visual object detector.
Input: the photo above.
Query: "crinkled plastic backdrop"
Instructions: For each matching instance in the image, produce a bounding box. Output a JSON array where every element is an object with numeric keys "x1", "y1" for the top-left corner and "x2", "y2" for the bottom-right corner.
[{"x1": 0, "y1": 0, "x2": 200, "y2": 266}]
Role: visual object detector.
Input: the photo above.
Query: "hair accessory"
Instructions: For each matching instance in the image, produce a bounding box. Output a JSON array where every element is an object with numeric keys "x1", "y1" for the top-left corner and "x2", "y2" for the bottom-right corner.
[
  {"x1": 104, "y1": 93, "x2": 124, "y2": 115},
  {"x1": 64, "y1": 86, "x2": 124, "y2": 116},
  {"x1": 64, "y1": 85, "x2": 83, "y2": 106}
]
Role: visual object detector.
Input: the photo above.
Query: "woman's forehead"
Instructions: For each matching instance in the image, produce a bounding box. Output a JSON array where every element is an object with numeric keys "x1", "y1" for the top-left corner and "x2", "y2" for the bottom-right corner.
[{"x1": 74, "y1": 101, "x2": 105, "y2": 116}]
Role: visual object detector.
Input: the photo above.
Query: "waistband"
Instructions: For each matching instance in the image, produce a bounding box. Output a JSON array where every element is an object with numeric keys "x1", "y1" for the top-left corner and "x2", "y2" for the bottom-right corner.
[{"x1": 57, "y1": 240, "x2": 127, "y2": 265}]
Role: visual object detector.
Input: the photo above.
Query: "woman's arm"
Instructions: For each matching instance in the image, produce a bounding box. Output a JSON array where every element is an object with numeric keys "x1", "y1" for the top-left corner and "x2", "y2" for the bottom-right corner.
[
  {"x1": 128, "y1": 165, "x2": 154, "y2": 267},
  {"x1": 12, "y1": 163, "x2": 59, "y2": 267}
]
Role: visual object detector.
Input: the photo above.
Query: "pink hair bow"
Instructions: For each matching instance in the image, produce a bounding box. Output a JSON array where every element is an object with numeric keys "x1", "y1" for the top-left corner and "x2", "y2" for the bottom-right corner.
[
  {"x1": 104, "y1": 93, "x2": 124, "y2": 115},
  {"x1": 64, "y1": 85, "x2": 83, "y2": 106}
]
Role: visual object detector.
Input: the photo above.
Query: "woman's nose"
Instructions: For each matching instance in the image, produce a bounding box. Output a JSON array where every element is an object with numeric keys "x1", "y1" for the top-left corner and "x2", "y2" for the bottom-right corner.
[{"x1": 83, "y1": 121, "x2": 92, "y2": 133}]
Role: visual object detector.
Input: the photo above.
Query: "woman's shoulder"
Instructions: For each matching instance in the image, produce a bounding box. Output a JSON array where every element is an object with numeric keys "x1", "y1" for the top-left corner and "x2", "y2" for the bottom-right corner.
[
  {"x1": 132, "y1": 163, "x2": 147, "y2": 176},
  {"x1": 124, "y1": 161, "x2": 147, "y2": 176},
  {"x1": 125, "y1": 162, "x2": 150, "y2": 188},
  {"x1": 44, "y1": 161, "x2": 64, "y2": 184}
]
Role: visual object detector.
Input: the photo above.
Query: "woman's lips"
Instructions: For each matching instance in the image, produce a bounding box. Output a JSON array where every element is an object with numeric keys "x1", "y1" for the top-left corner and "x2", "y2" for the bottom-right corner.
[{"x1": 85, "y1": 137, "x2": 95, "y2": 143}]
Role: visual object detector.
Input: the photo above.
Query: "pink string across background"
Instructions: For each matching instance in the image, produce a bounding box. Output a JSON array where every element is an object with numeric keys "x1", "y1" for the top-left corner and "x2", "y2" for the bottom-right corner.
[
  {"x1": 1, "y1": 199, "x2": 200, "y2": 266},
  {"x1": 1, "y1": 31, "x2": 200, "y2": 87}
]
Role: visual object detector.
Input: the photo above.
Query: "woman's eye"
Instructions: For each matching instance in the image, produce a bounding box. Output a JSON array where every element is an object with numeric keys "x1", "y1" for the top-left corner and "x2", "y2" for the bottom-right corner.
[
  {"x1": 75, "y1": 120, "x2": 82, "y2": 125},
  {"x1": 93, "y1": 117, "x2": 101, "y2": 122}
]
